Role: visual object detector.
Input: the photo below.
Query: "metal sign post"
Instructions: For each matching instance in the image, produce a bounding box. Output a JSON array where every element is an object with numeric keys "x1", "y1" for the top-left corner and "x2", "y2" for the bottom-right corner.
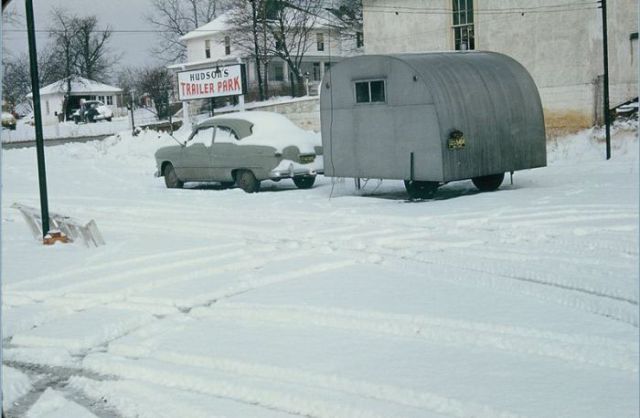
[{"x1": 25, "y1": 0, "x2": 50, "y2": 236}]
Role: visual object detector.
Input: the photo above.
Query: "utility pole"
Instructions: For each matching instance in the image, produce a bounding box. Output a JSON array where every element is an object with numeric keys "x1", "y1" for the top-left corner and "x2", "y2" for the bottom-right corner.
[
  {"x1": 26, "y1": 0, "x2": 50, "y2": 236},
  {"x1": 599, "y1": 0, "x2": 611, "y2": 160}
]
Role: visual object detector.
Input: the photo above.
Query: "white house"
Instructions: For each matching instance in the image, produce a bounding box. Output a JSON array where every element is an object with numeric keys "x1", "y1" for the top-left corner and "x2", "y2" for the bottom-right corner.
[
  {"x1": 170, "y1": 12, "x2": 363, "y2": 98},
  {"x1": 27, "y1": 77, "x2": 123, "y2": 124},
  {"x1": 362, "y1": 0, "x2": 638, "y2": 132}
]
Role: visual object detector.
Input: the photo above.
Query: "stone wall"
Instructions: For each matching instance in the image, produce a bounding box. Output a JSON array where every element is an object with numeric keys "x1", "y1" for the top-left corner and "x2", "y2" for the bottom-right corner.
[{"x1": 239, "y1": 97, "x2": 321, "y2": 132}]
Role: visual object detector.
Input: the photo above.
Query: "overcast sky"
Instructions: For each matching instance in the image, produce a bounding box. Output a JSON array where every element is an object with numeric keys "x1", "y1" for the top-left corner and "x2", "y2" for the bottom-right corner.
[{"x1": 3, "y1": 0, "x2": 159, "y2": 70}]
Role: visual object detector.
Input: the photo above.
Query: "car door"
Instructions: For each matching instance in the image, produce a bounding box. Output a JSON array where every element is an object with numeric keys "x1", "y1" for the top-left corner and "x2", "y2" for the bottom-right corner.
[
  {"x1": 210, "y1": 125, "x2": 241, "y2": 181},
  {"x1": 181, "y1": 126, "x2": 215, "y2": 181}
]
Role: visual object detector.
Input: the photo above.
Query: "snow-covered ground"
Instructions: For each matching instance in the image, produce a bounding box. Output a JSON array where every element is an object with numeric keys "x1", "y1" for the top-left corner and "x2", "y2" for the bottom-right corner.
[{"x1": 2, "y1": 121, "x2": 638, "y2": 417}]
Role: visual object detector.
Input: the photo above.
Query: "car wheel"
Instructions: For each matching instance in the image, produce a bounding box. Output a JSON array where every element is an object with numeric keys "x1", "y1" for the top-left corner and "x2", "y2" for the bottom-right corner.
[
  {"x1": 472, "y1": 173, "x2": 504, "y2": 192},
  {"x1": 404, "y1": 180, "x2": 439, "y2": 199},
  {"x1": 106, "y1": 117, "x2": 112, "y2": 122},
  {"x1": 293, "y1": 175, "x2": 316, "y2": 189},
  {"x1": 236, "y1": 170, "x2": 260, "y2": 193},
  {"x1": 163, "y1": 163, "x2": 183, "y2": 189}
]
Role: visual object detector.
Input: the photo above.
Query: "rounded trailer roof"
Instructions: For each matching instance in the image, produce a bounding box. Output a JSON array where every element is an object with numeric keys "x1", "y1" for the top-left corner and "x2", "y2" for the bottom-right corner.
[{"x1": 328, "y1": 51, "x2": 544, "y2": 139}]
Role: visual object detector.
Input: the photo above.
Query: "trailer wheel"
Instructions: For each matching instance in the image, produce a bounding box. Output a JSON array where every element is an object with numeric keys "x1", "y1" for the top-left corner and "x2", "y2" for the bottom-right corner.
[
  {"x1": 472, "y1": 173, "x2": 505, "y2": 192},
  {"x1": 236, "y1": 170, "x2": 260, "y2": 193},
  {"x1": 404, "y1": 180, "x2": 439, "y2": 199}
]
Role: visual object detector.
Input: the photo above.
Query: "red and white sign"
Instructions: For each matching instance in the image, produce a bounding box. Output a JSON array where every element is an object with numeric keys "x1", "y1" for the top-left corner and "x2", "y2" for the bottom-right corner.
[{"x1": 177, "y1": 64, "x2": 245, "y2": 101}]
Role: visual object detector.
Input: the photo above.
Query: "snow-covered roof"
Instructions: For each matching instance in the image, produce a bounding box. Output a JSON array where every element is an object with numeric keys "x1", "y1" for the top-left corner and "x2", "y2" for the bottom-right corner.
[
  {"x1": 180, "y1": 9, "x2": 338, "y2": 43},
  {"x1": 27, "y1": 77, "x2": 122, "y2": 98},
  {"x1": 181, "y1": 13, "x2": 231, "y2": 41}
]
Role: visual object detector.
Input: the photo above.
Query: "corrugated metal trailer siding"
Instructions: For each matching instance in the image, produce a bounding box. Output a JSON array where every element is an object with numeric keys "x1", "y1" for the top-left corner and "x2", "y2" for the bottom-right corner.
[
  {"x1": 321, "y1": 56, "x2": 444, "y2": 180},
  {"x1": 402, "y1": 52, "x2": 546, "y2": 181},
  {"x1": 320, "y1": 52, "x2": 546, "y2": 183}
]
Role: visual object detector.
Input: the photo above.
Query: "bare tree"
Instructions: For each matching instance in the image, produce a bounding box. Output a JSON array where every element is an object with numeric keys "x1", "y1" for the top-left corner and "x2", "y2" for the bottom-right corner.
[
  {"x1": 73, "y1": 16, "x2": 116, "y2": 82},
  {"x1": 225, "y1": 1, "x2": 275, "y2": 101},
  {"x1": 2, "y1": 54, "x2": 32, "y2": 109},
  {"x1": 326, "y1": 0, "x2": 363, "y2": 52},
  {"x1": 44, "y1": 9, "x2": 116, "y2": 118},
  {"x1": 139, "y1": 66, "x2": 174, "y2": 119},
  {"x1": 265, "y1": 0, "x2": 321, "y2": 96},
  {"x1": 146, "y1": 0, "x2": 228, "y2": 63},
  {"x1": 48, "y1": 8, "x2": 82, "y2": 119}
]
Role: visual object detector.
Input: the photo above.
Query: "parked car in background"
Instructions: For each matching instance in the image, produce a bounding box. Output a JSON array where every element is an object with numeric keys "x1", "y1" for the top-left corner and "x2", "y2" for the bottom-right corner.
[
  {"x1": 72, "y1": 100, "x2": 113, "y2": 123},
  {"x1": 1, "y1": 112, "x2": 17, "y2": 130},
  {"x1": 155, "y1": 111, "x2": 323, "y2": 193}
]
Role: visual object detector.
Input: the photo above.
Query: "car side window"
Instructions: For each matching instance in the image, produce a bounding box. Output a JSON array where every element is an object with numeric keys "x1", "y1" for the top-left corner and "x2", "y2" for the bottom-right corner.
[
  {"x1": 190, "y1": 127, "x2": 214, "y2": 146},
  {"x1": 214, "y1": 126, "x2": 239, "y2": 144}
]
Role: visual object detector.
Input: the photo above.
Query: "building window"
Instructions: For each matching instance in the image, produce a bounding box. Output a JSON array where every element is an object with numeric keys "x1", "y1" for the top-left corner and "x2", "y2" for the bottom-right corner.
[
  {"x1": 317, "y1": 32, "x2": 324, "y2": 51},
  {"x1": 452, "y1": 0, "x2": 474, "y2": 50},
  {"x1": 355, "y1": 80, "x2": 385, "y2": 104},
  {"x1": 224, "y1": 36, "x2": 231, "y2": 55},
  {"x1": 273, "y1": 62, "x2": 284, "y2": 81},
  {"x1": 45, "y1": 100, "x2": 50, "y2": 115},
  {"x1": 313, "y1": 63, "x2": 321, "y2": 81},
  {"x1": 107, "y1": 96, "x2": 113, "y2": 105},
  {"x1": 356, "y1": 31, "x2": 364, "y2": 48},
  {"x1": 205, "y1": 40, "x2": 211, "y2": 58}
]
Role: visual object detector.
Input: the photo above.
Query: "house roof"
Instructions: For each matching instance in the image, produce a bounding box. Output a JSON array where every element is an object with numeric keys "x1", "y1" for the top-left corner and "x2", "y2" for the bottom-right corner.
[
  {"x1": 27, "y1": 77, "x2": 122, "y2": 98},
  {"x1": 181, "y1": 13, "x2": 231, "y2": 41},
  {"x1": 180, "y1": 9, "x2": 338, "y2": 42}
]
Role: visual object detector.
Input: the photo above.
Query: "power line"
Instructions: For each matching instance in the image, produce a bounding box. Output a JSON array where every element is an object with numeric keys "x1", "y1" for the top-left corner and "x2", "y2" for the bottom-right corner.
[{"x1": 363, "y1": 1, "x2": 599, "y2": 16}]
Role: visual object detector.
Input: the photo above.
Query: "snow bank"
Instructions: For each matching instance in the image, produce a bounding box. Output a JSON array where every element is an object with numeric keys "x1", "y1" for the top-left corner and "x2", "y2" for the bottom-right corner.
[
  {"x1": 3, "y1": 366, "x2": 32, "y2": 411},
  {"x1": 25, "y1": 389, "x2": 98, "y2": 418},
  {"x1": 548, "y1": 119, "x2": 638, "y2": 164}
]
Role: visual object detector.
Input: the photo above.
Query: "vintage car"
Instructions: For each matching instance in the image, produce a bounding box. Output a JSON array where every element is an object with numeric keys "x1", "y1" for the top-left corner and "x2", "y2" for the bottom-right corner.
[
  {"x1": 154, "y1": 111, "x2": 323, "y2": 193},
  {"x1": 72, "y1": 100, "x2": 113, "y2": 123}
]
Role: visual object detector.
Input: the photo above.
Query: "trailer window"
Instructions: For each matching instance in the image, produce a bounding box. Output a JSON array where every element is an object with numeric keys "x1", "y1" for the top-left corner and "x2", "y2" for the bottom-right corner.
[{"x1": 355, "y1": 80, "x2": 385, "y2": 104}]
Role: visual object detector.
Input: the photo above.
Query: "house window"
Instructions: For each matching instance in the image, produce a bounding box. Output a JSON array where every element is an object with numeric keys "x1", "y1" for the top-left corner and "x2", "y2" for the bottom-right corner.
[
  {"x1": 355, "y1": 80, "x2": 385, "y2": 104},
  {"x1": 452, "y1": 0, "x2": 474, "y2": 50},
  {"x1": 274, "y1": 62, "x2": 284, "y2": 81},
  {"x1": 224, "y1": 36, "x2": 231, "y2": 55},
  {"x1": 45, "y1": 100, "x2": 50, "y2": 115},
  {"x1": 205, "y1": 40, "x2": 211, "y2": 58},
  {"x1": 317, "y1": 32, "x2": 324, "y2": 51},
  {"x1": 107, "y1": 96, "x2": 113, "y2": 105},
  {"x1": 313, "y1": 63, "x2": 320, "y2": 81},
  {"x1": 356, "y1": 31, "x2": 364, "y2": 48}
]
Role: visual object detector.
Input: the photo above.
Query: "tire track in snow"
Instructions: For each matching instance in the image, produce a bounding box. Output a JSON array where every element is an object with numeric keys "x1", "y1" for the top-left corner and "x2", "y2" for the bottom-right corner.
[
  {"x1": 7, "y1": 245, "x2": 252, "y2": 301},
  {"x1": 6, "y1": 242, "x2": 243, "y2": 292},
  {"x1": 194, "y1": 303, "x2": 637, "y2": 372},
  {"x1": 82, "y1": 353, "x2": 523, "y2": 418}
]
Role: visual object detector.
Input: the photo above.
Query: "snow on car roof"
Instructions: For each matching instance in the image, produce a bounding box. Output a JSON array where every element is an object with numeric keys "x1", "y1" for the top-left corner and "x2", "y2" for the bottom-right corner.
[{"x1": 201, "y1": 111, "x2": 317, "y2": 153}]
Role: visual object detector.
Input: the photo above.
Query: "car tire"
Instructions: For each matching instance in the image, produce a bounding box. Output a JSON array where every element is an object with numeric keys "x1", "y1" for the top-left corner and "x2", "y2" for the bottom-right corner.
[
  {"x1": 293, "y1": 175, "x2": 316, "y2": 189},
  {"x1": 404, "y1": 180, "x2": 439, "y2": 199},
  {"x1": 472, "y1": 173, "x2": 504, "y2": 192},
  {"x1": 106, "y1": 117, "x2": 112, "y2": 122},
  {"x1": 163, "y1": 163, "x2": 183, "y2": 189},
  {"x1": 236, "y1": 170, "x2": 260, "y2": 193}
]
